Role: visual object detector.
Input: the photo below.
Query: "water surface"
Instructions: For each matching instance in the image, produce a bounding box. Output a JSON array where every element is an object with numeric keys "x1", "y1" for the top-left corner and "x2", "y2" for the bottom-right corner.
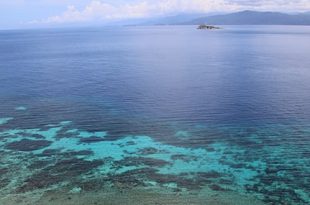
[{"x1": 0, "y1": 25, "x2": 309, "y2": 205}]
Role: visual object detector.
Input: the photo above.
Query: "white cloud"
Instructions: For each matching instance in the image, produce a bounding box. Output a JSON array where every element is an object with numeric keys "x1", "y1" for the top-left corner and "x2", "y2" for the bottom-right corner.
[
  {"x1": 30, "y1": 0, "x2": 310, "y2": 25},
  {"x1": 31, "y1": 0, "x2": 239, "y2": 24},
  {"x1": 30, "y1": 1, "x2": 150, "y2": 24}
]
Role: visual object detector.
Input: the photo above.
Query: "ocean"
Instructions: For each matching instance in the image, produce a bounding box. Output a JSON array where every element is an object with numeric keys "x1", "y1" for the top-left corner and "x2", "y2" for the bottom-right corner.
[{"x1": 0, "y1": 25, "x2": 309, "y2": 205}]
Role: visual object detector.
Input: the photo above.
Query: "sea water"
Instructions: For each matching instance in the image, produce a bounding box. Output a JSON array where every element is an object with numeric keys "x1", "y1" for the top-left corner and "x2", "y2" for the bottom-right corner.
[{"x1": 0, "y1": 25, "x2": 309, "y2": 205}]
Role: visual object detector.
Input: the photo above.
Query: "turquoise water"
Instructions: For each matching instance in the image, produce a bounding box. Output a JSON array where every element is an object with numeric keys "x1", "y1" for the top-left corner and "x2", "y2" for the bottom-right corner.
[{"x1": 0, "y1": 26, "x2": 310, "y2": 204}]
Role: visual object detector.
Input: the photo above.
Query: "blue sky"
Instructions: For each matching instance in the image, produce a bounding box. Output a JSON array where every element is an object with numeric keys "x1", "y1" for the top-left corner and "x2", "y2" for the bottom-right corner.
[{"x1": 1, "y1": 0, "x2": 310, "y2": 29}]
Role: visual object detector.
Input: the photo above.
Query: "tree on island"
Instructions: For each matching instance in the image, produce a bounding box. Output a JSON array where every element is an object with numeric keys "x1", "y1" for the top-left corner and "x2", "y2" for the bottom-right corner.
[{"x1": 197, "y1": 24, "x2": 220, "y2": 30}]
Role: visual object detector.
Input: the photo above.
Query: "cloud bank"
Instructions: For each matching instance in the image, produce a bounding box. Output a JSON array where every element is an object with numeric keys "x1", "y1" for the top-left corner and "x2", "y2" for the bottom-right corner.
[{"x1": 30, "y1": 0, "x2": 310, "y2": 25}]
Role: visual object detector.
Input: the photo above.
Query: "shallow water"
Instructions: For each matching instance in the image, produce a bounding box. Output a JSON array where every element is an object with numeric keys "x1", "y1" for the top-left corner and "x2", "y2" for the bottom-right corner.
[{"x1": 0, "y1": 25, "x2": 310, "y2": 205}]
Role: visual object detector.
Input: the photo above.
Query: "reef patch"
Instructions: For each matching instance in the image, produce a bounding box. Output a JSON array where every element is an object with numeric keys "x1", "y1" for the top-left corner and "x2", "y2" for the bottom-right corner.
[
  {"x1": 114, "y1": 157, "x2": 172, "y2": 168},
  {"x1": 17, "y1": 158, "x2": 104, "y2": 193},
  {"x1": 4, "y1": 139, "x2": 52, "y2": 151}
]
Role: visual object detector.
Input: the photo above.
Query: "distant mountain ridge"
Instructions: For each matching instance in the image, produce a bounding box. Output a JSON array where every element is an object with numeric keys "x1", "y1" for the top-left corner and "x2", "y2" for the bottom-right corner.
[
  {"x1": 126, "y1": 13, "x2": 223, "y2": 26},
  {"x1": 186, "y1": 10, "x2": 310, "y2": 25},
  {"x1": 139, "y1": 13, "x2": 207, "y2": 25},
  {"x1": 111, "y1": 11, "x2": 310, "y2": 26}
]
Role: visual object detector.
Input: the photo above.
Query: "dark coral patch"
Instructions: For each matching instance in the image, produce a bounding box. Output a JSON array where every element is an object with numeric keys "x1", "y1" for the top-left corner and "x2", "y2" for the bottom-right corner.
[
  {"x1": 0, "y1": 178, "x2": 10, "y2": 188},
  {"x1": 114, "y1": 157, "x2": 171, "y2": 168},
  {"x1": 209, "y1": 184, "x2": 227, "y2": 191},
  {"x1": 17, "y1": 158, "x2": 104, "y2": 193},
  {"x1": 54, "y1": 130, "x2": 77, "y2": 140},
  {"x1": 246, "y1": 163, "x2": 310, "y2": 205},
  {"x1": 108, "y1": 168, "x2": 224, "y2": 191},
  {"x1": 137, "y1": 147, "x2": 158, "y2": 155},
  {"x1": 218, "y1": 178, "x2": 234, "y2": 185},
  {"x1": 196, "y1": 171, "x2": 222, "y2": 179},
  {"x1": 0, "y1": 168, "x2": 8, "y2": 176},
  {"x1": 110, "y1": 170, "x2": 148, "y2": 189},
  {"x1": 0, "y1": 134, "x2": 18, "y2": 140},
  {"x1": 171, "y1": 154, "x2": 198, "y2": 163},
  {"x1": 39, "y1": 149, "x2": 61, "y2": 157},
  {"x1": 5, "y1": 139, "x2": 52, "y2": 151},
  {"x1": 31, "y1": 134, "x2": 45, "y2": 139},
  {"x1": 28, "y1": 160, "x2": 51, "y2": 170},
  {"x1": 79, "y1": 137, "x2": 106, "y2": 143},
  {"x1": 67, "y1": 150, "x2": 94, "y2": 156},
  {"x1": 48, "y1": 158, "x2": 104, "y2": 175},
  {"x1": 73, "y1": 178, "x2": 105, "y2": 192},
  {"x1": 17, "y1": 172, "x2": 64, "y2": 193}
]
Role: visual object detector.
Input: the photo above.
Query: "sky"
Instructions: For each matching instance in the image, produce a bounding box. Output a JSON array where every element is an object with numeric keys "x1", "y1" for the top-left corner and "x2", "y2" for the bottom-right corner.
[{"x1": 1, "y1": 0, "x2": 310, "y2": 29}]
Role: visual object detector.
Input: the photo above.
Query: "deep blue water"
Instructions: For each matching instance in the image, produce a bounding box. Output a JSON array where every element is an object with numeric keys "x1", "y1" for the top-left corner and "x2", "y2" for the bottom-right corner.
[{"x1": 0, "y1": 26, "x2": 310, "y2": 204}]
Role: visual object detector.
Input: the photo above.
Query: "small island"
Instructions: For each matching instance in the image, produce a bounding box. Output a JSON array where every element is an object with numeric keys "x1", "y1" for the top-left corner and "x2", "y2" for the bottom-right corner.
[{"x1": 197, "y1": 24, "x2": 220, "y2": 30}]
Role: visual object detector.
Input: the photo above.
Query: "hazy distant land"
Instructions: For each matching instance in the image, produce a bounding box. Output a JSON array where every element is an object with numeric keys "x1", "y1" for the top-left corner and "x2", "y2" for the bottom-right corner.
[{"x1": 137, "y1": 10, "x2": 310, "y2": 26}]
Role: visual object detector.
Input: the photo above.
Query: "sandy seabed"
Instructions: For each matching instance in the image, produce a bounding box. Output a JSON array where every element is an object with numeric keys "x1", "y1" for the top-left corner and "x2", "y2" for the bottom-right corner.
[{"x1": 0, "y1": 187, "x2": 266, "y2": 205}]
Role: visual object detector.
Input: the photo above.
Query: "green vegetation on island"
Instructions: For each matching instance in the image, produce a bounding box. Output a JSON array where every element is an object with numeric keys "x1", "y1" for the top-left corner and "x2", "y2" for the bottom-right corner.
[{"x1": 197, "y1": 24, "x2": 220, "y2": 30}]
